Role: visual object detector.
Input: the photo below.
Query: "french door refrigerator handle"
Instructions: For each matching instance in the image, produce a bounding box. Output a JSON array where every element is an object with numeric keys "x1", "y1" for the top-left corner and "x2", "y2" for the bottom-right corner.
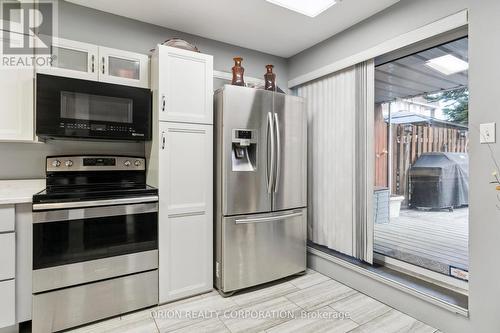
[
  {"x1": 267, "y1": 112, "x2": 275, "y2": 193},
  {"x1": 274, "y1": 113, "x2": 281, "y2": 193},
  {"x1": 235, "y1": 211, "x2": 303, "y2": 224}
]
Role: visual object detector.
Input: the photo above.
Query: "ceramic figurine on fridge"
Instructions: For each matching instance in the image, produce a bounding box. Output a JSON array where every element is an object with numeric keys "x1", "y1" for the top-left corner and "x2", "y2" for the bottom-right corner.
[
  {"x1": 231, "y1": 57, "x2": 245, "y2": 86},
  {"x1": 264, "y1": 64, "x2": 276, "y2": 91}
]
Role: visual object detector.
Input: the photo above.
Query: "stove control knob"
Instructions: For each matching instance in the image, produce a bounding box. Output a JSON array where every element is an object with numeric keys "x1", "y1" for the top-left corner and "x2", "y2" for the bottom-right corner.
[
  {"x1": 65, "y1": 160, "x2": 73, "y2": 167},
  {"x1": 134, "y1": 160, "x2": 141, "y2": 167},
  {"x1": 124, "y1": 160, "x2": 131, "y2": 167},
  {"x1": 51, "y1": 160, "x2": 61, "y2": 167}
]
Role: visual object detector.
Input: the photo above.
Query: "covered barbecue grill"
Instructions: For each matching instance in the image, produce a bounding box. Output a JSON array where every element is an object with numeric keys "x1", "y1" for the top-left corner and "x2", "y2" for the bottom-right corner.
[{"x1": 409, "y1": 152, "x2": 468, "y2": 210}]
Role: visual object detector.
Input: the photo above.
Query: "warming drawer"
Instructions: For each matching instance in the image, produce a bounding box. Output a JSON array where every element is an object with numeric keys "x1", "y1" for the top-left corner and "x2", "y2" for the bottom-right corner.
[{"x1": 32, "y1": 270, "x2": 158, "y2": 333}]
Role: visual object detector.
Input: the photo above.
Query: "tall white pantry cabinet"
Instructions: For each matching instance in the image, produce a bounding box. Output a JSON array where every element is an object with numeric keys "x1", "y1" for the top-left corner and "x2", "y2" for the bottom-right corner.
[{"x1": 147, "y1": 45, "x2": 214, "y2": 303}]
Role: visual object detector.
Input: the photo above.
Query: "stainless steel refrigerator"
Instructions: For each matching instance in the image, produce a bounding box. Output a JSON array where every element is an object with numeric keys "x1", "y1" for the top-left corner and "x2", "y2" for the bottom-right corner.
[{"x1": 214, "y1": 85, "x2": 307, "y2": 295}]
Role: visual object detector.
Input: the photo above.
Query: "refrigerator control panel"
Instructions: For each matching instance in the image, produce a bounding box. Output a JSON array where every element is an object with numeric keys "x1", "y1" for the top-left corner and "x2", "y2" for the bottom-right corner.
[
  {"x1": 232, "y1": 129, "x2": 257, "y2": 145},
  {"x1": 235, "y1": 130, "x2": 253, "y2": 140}
]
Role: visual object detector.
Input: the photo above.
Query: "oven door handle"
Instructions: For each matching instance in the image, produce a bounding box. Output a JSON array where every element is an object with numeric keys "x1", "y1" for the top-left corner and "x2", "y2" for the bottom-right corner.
[
  {"x1": 32, "y1": 196, "x2": 159, "y2": 211},
  {"x1": 33, "y1": 201, "x2": 158, "y2": 224}
]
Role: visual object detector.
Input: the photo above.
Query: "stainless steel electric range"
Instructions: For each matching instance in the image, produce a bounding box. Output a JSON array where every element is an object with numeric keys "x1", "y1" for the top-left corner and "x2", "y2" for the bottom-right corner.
[{"x1": 31, "y1": 155, "x2": 159, "y2": 333}]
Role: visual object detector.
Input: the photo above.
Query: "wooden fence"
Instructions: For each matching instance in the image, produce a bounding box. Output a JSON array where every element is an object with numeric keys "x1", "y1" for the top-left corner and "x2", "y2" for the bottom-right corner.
[
  {"x1": 390, "y1": 124, "x2": 469, "y2": 203},
  {"x1": 375, "y1": 118, "x2": 469, "y2": 204}
]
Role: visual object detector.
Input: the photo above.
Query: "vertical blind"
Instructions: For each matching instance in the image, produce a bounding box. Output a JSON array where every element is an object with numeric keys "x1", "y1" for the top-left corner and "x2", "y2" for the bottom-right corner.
[
  {"x1": 297, "y1": 60, "x2": 374, "y2": 263},
  {"x1": 355, "y1": 61, "x2": 375, "y2": 263}
]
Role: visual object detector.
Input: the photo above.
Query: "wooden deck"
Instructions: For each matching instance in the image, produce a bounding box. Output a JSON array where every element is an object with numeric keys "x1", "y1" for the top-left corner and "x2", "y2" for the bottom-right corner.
[{"x1": 374, "y1": 208, "x2": 468, "y2": 277}]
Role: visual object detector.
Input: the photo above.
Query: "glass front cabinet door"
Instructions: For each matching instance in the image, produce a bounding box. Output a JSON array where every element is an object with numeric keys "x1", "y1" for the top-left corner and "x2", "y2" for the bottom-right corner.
[
  {"x1": 99, "y1": 47, "x2": 149, "y2": 88},
  {"x1": 37, "y1": 38, "x2": 149, "y2": 88},
  {"x1": 37, "y1": 37, "x2": 99, "y2": 81}
]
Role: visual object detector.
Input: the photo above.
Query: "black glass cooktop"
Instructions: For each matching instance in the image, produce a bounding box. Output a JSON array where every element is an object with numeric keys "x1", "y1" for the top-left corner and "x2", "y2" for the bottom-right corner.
[{"x1": 34, "y1": 156, "x2": 158, "y2": 205}]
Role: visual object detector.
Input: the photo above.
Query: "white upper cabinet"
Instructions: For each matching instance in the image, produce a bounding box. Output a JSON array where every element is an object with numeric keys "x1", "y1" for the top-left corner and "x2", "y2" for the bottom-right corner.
[
  {"x1": 99, "y1": 46, "x2": 149, "y2": 88},
  {"x1": 0, "y1": 33, "x2": 34, "y2": 142},
  {"x1": 37, "y1": 37, "x2": 99, "y2": 81},
  {"x1": 37, "y1": 38, "x2": 149, "y2": 88},
  {"x1": 155, "y1": 45, "x2": 213, "y2": 124}
]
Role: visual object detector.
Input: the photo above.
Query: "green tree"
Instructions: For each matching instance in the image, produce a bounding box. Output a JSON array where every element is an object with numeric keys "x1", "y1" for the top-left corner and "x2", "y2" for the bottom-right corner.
[{"x1": 425, "y1": 87, "x2": 469, "y2": 125}]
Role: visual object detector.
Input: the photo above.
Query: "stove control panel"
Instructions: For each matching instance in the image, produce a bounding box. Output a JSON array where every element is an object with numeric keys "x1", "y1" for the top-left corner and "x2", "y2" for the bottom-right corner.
[
  {"x1": 83, "y1": 158, "x2": 116, "y2": 166},
  {"x1": 47, "y1": 156, "x2": 146, "y2": 172}
]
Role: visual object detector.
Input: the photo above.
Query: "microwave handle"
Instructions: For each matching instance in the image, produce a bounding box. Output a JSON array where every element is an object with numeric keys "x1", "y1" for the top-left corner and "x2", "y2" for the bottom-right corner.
[
  {"x1": 91, "y1": 55, "x2": 95, "y2": 73},
  {"x1": 102, "y1": 56, "x2": 105, "y2": 74}
]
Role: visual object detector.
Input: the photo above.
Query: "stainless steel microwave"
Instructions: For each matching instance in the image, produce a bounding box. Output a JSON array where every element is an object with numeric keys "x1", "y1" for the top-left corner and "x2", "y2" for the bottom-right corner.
[{"x1": 36, "y1": 74, "x2": 152, "y2": 141}]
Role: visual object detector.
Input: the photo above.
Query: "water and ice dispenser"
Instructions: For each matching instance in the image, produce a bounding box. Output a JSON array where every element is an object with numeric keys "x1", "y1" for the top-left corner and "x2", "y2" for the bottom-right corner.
[{"x1": 232, "y1": 129, "x2": 257, "y2": 171}]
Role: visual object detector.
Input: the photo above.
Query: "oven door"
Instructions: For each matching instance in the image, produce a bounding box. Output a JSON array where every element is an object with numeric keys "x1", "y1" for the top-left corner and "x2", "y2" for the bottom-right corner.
[
  {"x1": 32, "y1": 200, "x2": 158, "y2": 291},
  {"x1": 36, "y1": 73, "x2": 152, "y2": 140}
]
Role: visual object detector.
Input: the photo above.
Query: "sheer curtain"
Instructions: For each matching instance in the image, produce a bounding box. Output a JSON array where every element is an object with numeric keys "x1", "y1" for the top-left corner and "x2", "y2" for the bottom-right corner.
[{"x1": 297, "y1": 60, "x2": 374, "y2": 263}]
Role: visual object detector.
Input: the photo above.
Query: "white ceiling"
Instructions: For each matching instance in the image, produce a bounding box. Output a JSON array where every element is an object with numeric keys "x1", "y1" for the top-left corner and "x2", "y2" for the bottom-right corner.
[
  {"x1": 375, "y1": 37, "x2": 468, "y2": 103},
  {"x1": 67, "y1": 0, "x2": 400, "y2": 58}
]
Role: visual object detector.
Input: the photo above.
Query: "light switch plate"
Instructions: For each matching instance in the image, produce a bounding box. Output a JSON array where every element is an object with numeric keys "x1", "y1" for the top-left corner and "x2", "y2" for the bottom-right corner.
[{"x1": 480, "y1": 123, "x2": 496, "y2": 144}]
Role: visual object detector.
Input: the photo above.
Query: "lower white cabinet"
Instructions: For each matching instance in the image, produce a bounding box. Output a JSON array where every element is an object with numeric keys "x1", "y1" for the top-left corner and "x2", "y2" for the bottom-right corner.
[
  {"x1": 0, "y1": 280, "x2": 15, "y2": 328},
  {"x1": 0, "y1": 203, "x2": 34, "y2": 328},
  {"x1": 0, "y1": 203, "x2": 17, "y2": 329},
  {"x1": 0, "y1": 205, "x2": 15, "y2": 232},
  {"x1": 0, "y1": 233, "x2": 15, "y2": 281},
  {"x1": 15, "y1": 203, "x2": 33, "y2": 323},
  {"x1": 157, "y1": 121, "x2": 213, "y2": 303}
]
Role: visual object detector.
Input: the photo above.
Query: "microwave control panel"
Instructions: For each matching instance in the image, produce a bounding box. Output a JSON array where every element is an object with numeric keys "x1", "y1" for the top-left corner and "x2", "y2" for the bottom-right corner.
[{"x1": 59, "y1": 122, "x2": 137, "y2": 133}]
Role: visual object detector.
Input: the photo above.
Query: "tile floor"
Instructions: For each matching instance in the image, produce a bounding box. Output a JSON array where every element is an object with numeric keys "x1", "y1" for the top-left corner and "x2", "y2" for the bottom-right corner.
[{"x1": 68, "y1": 270, "x2": 439, "y2": 333}]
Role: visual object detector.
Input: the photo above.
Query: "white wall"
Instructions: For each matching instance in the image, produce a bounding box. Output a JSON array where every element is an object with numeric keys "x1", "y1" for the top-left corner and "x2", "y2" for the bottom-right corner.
[
  {"x1": 289, "y1": 0, "x2": 500, "y2": 332},
  {"x1": 467, "y1": 0, "x2": 500, "y2": 331},
  {"x1": 0, "y1": 140, "x2": 144, "y2": 179},
  {"x1": 0, "y1": 0, "x2": 288, "y2": 180}
]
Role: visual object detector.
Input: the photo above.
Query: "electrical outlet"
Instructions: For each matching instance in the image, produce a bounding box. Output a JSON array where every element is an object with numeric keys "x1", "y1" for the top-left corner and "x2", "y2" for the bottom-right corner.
[{"x1": 480, "y1": 123, "x2": 496, "y2": 144}]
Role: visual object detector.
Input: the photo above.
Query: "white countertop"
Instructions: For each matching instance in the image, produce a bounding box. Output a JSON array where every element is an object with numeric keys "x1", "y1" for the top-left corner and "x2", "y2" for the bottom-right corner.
[{"x1": 0, "y1": 179, "x2": 45, "y2": 205}]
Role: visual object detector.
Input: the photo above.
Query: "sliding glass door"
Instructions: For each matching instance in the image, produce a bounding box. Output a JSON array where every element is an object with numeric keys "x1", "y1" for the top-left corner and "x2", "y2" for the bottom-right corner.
[{"x1": 373, "y1": 37, "x2": 469, "y2": 284}]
